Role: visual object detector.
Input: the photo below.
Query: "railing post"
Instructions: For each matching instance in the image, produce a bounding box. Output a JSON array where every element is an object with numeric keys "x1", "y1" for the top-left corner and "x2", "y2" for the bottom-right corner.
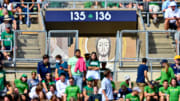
[
  {"x1": 119, "y1": 32, "x2": 123, "y2": 67},
  {"x1": 13, "y1": 31, "x2": 17, "y2": 78},
  {"x1": 114, "y1": 31, "x2": 120, "y2": 81},
  {"x1": 48, "y1": 31, "x2": 51, "y2": 58},
  {"x1": 27, "y1": 4, "x2": 29, "y2": 27},
  {"x1": 150, "y1": 61, "x2": 152, "y2": 80},
  {"x1": 178, "y1": 31, "x2": 180, "y2": 55},
  {"x1": 75, "y1": 30, "x2": 79, "y2": 50},
  {"x1": 146, "y1": 31, "x2": 149, "y2": 58}
]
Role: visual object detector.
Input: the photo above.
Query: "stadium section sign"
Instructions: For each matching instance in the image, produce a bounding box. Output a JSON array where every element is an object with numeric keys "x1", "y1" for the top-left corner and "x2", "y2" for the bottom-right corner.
[{"x1": 45, "y1": 10, "x2": 136, "y2": 22}]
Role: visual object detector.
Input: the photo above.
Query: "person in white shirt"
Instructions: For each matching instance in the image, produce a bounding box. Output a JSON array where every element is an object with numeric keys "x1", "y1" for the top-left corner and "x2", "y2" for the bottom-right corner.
[
  {"x1": 29, "y1": 83, "x2": 45, "y2": 100},
  {"x1": 164, "y1": 1, "x2": 180, "y2": 38},
  {"x1": 101, "y1": 69, "x2": 114, "y2": 101},
  {"x1": 46, "y1": 85, "x2": 58, "y2": 100},
  {"x1": 56, "y1": 73, "x2": 69, "y2": 100}
]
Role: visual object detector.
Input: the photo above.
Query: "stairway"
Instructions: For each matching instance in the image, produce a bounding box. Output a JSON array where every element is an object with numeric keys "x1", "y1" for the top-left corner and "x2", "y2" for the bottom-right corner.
[
  {"x1": 16, "y1": 34, "x2": 42, "y2": 59},
  {"x1": 145, "y1": 18, "x2": 176, "y2": 58},
  {"x1": 14, "y1": 14, "x2": 46, "y2": 68}
]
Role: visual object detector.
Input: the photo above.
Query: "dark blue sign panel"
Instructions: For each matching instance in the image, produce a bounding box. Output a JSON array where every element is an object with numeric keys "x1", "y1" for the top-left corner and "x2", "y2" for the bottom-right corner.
[{"x1": 45, "y1": 10, "x2": 137, "y2": 22}]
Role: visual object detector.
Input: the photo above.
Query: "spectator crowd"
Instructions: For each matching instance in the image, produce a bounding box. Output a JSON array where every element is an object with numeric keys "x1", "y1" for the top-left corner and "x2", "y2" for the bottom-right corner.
[{"x1": 0, "y1": 49, "x2": 179, "y2": 101}]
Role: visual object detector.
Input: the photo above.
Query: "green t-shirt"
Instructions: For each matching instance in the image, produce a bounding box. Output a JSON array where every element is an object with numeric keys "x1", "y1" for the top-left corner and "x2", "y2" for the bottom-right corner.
[
  {"x1": 68, "y1": 56, "x2": 82, "y2": 76},
  {"x1": 120, "y1": 81, "x2": 133, "y2": 88},
  {"x1": 0, "y1": 70, "x2": 5, "y2": 91},
  {"x1": 126, "y1": 93, "x2": 140, "y2": 101},
  {"x1": 84, "y1": 85, "x2": 94, "y2": 96},
  {"x1": 144, "y1": 86, "x2": 157, "y2": 94},
  {"x1": 155, "y1": 67, "x2": 175, "y2": 85},
  {"x1": 65, "y1": 85, "x2": 81, "y2": 101},
  {"x1": 167, "y1": 86, "x2": 180, "y2": 101},
  {"x1": 87, "y1": 60, "x2": 100, "y2": 68},
  {"x1": 42, "y1": 80, "x2": 55, "y2": 90},
  {"x1": 159, "y1": 87, "x2": 168, "y2": 94},
  {"x1": 1, "y1": 31, "x2": 14, "y2": 47},
  {"x1": 14, "y1": 79, "x2": 28, "y2": 94},
  {"x1": 111, "y1": 81, "x2": 115, "y2": 90}
]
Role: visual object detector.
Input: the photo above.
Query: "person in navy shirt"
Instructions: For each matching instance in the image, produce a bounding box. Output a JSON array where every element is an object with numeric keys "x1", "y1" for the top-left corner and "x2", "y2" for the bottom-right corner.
[
  {"x1": 171, "y1": 55, "x2": 180, "y2": 76},
  {"x1": 37, "y1": 55, "x2": 51, "y2": 81},
  {"x1": 136, "y1": 58, "x2": 150, "y2": 101}
]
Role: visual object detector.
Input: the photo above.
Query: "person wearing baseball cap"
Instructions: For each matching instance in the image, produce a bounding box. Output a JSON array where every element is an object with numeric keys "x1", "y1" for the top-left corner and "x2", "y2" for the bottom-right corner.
[
  {"x1": 125, "y1": 87, "x2": 141, "y2": 101},
  {"x1": 155, "y1": 59, "x2": 175, "y2": 85},
  {"x1": 83, "y1": 77, "x2": 94, "y2": 101},
  {"x1": 144, "y1": 81, "x2": 158, "y2": 101},
  {"x1": 170, "y1": 55, "x2": 180, "y2": 75},
  {"x1": 164, "y1": 1, "x2": 180, "y2": 38},
  {"x1": 120, "y1": 75, "x2": 133, "y2": 89},
  {"x1": 14, "y1": 74, "x2": 28, "y2": 94}
]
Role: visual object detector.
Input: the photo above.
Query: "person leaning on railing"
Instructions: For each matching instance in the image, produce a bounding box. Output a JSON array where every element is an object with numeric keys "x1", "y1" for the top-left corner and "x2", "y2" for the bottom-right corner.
[
  {"x1": 1, "y1": 24, "x2": 14, "y2": 61},
  {"x1": 164, "y1": 2, "x2": 180, "y2": 38}
]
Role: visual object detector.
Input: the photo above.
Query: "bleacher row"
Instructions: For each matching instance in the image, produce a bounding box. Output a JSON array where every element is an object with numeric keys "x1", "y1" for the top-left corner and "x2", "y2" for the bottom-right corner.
[{"x1": 1, "y1": 0, "x2": 180, "y2": 101}]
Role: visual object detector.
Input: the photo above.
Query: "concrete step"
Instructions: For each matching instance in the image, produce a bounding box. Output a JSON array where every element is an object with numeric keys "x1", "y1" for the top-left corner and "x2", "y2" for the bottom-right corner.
[
  {"x1": 17, "y1": 49, "x2": 41, "y2": 54},
  {"x1": 149, "y1": 48, "x2": 175, "y2": 53},
  {"x1": 17, "y1": 54, "x2": 42, "y2": 58},
  {"x1": 18, "y1": 38, "x2": 39, "y2": 43},
  {"x1": 149, "y1": 53, "x2": 176, "y2": 58},
  {"x1": 17, "y1": 35, "x2": 38, "y2": 39},
  {"x1": 19, "y1": 46, "x2": 40, "y2": 49}
]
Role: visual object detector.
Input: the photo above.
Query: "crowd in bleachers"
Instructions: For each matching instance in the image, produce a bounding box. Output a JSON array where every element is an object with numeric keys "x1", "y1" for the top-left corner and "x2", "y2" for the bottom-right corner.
[{"x1": 0, "y1": 49, "x2": 180, "y2": 101}]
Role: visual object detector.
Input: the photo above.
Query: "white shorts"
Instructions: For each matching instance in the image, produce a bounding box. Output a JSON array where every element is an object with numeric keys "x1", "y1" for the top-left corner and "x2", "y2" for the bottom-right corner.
[
  {"x1": 149, "y1": 5, "x2": 160, "y2": 12},
  {"x1": 86, "y1": 70, "x2": 100, "y2": 80}
]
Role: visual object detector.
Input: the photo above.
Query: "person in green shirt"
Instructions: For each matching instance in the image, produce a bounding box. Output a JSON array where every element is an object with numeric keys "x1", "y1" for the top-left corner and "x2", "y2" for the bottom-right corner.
[
  {"x1": 155, "y1": 59, "x2": 175, "y2": 85},
  {"x1": 167, "y1": 78, "x2": 180, "y2": 101},
  {"x1": 144, "y1": 82, "x2": 158, "y2": 101},
  {"x1": 1, "y1": 24, "x2": 14, "y2": 61},
  {"x1": 120, "y1": 75, "x2": 133, "y2": 89},
  {"x1": 125, "y1": 87, "x2": 141, "y2": 101},
  {"x1": 159, "y1": 80, "x2": 169, "y2": 101},
  {"x1": 14, "y1": 74, "x2": 28, "y2": 94},
  {"x1": 42, "y1": 73, "x2": 55, "y2": 93},
  {"x1": 83, "y1": 77, "x2": 94, "y2": 101},
  {"x1": 68, "y1": 49, "x2": 85, "y2": 92},
  {"x1": 86, "y1": 52, "x2": 100, "y2": 87},
  {"x1": 0, "y1": 63, "x2": 6, "y2": 97},
  {"x1": 65, "y1": 77, "x2": 81, "y2": 101}
]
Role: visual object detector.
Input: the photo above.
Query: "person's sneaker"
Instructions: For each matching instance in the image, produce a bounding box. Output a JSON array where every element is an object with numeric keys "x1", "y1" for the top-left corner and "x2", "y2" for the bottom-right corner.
[
  {"x1": 19, "y1": 20, "x2": 23, "y2": 24},
  {"x1": 166, "y1": 35, "x2": 169, "y2": 38},
  {"x1": 153, "y1": 18, "x2": 157, "y2": 24},
  {"x1": 7, "y1": 57, "x2": 12, "y2": 61}
]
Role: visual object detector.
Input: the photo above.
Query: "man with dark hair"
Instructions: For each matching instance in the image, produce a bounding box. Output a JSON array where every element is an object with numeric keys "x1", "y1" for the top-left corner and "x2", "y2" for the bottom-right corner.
[
  {"x1": 101, "y1": 69, "x2": 114, "y2": 101},
  {"x1": 56, "y1": 73, "x2": 69, "y2": 100},
  {"x1": 37, "y1": 54, "x2": 51, "y2": 81},
  {"x1": 55, "y1": 54, "x2": 68, "y2": 79},
  {"x1": 27, "y1": 71, "x2": 39, "y2": 89},
  {"x1": 159, "y1": 80, "x2": 169, "y2": 101},
  {"x1": 136, "y1": 58, "x2": 150, "y2": 101},
  {"x1": 144, "y1": 82, "x2": 158, "y2": 101},
  {"x1": 64, "y1": 77, "x2": 81, "y2": 101},
  {"x1": 68, "y1": 49, "x2": 86, "y2": 92}
]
